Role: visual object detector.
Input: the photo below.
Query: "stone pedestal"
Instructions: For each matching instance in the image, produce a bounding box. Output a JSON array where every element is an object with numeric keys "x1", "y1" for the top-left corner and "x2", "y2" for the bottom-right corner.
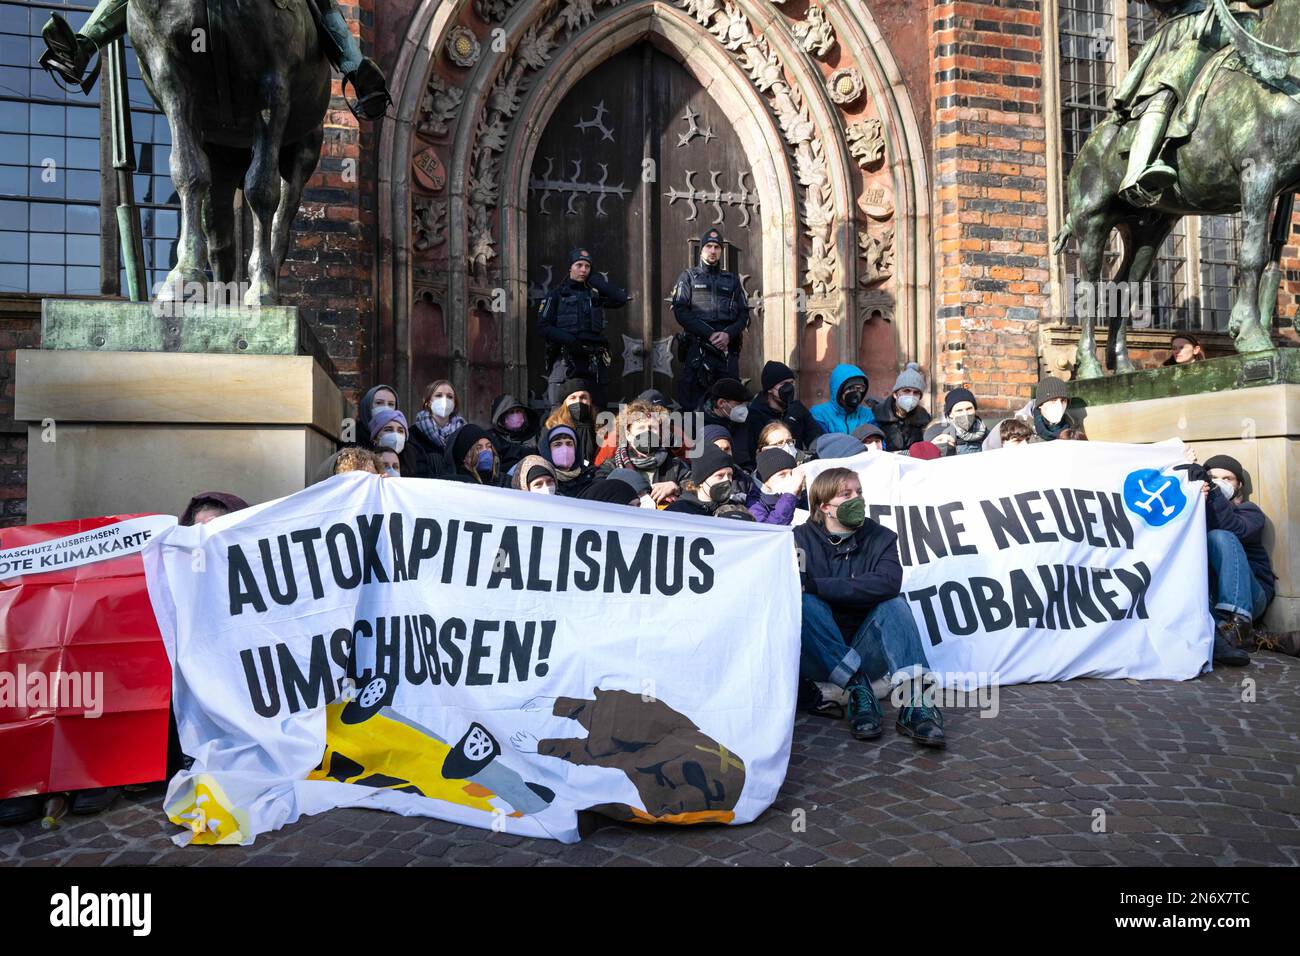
[
  {"x1": 1072, "y1": 352, "x2": 1299, "y2": 636},
  {"x1": 14, "y1": 301, "x2": 345, "y2": 524}
]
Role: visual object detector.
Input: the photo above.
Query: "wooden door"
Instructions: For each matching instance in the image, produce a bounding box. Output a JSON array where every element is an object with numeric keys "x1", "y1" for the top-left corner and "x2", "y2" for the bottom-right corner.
[{"x1": 526, "y1": 43, "x2": 762, "y2": 408}]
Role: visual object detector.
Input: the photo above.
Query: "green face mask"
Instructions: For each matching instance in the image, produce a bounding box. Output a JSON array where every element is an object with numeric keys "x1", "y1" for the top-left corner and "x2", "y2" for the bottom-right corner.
[{"x1": 835, "y1": 496, "x2": 866, "y2": 529}]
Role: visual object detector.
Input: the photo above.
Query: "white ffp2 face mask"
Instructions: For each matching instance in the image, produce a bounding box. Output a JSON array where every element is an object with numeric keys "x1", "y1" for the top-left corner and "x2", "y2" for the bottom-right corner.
[
  {"x1": 1214, "y1": 478, "x2": 1236, "y2": 502},
  {"x1": 729, "y1": 404, "x2": 749, "y2": 423},
  {"x1": 430, "y1": 397, "x2": 454, "y2": 418},
  {"x1": 378, "y1": 431, "x2": 406, "y2": 454}
]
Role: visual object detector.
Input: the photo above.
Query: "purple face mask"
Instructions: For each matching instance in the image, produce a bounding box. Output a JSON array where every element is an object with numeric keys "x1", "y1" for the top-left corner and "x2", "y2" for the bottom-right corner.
[
  {"x1": 551, "y1": 444, "x2": 576, "y2": 469},
  {"x1": 504, "y1": 410, "x2": 528, "y2": 431}
]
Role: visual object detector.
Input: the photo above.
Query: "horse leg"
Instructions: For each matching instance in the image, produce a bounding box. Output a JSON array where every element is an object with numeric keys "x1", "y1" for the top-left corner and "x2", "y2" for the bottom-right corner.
[
  {"x1": 270, "y1": 127, "x2": 324, "y2": 274},
  {"x1": 201, "y1": 150, "x2": 240, "y2": 288},
  {"x1": 1073, "y1": 210, "x2": 1109, "y2": 380},
  {"x1": 1231, "y1": 161, "x2": 1278, "y2": 354},
  {"x1": 153, "y1": 78, "x2": 210, "y2": 302},
  {"x1": 243, "y1": 83, "x2": 290, "y2": 308},
  {"x1": 1111, "y1": 214, "x2": 1176, "y2": 374}
]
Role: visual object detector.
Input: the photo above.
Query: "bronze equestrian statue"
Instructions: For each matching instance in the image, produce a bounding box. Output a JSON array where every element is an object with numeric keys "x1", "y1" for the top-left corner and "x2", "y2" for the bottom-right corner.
[
  {"x1": 38, "y1": 0, "x2": 392, "y2": 308},
  {"x1": 1056, "y1": 0, "x2": 1300, "y2": 377}
]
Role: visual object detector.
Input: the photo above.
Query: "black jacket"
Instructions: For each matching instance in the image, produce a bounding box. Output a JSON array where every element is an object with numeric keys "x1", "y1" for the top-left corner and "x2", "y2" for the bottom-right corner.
[
  {"x1": 1206, "y1": 492, "x2": 1277, "y2": 605},
  {"x1": 738, "y1": 395, "x2": 824, "y2": 469},
  {"x1": 869, "y1": 397, "x2": 931, "y2": 452},
  {"x1": 487, "y1": 393, "x2": 539, "y2": 473},
  {"x1": 538, "y1": 275, "x2": 629, "y2": 346},
  {"x1": 793, "y1": 517, "x2": 904, "y2": 638}
]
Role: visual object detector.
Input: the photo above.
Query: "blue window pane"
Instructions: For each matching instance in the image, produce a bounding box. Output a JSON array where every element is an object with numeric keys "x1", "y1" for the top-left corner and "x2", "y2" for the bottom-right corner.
[
  {"x1": 29, "y1": 264, "x2": 64, "y2": 293},
  {"x1": 65, "y1": 169, "x2": 98, "y2": 201},
  {"x1": 0, "y1": 100, "x2": 27, "y2": 132},
  {"x1": 152, "y1": 178, "x2": 177, "y2": 204},
  {"x1": 66, "y1": 265, "x2": 100, "y2": 295},
  {"x1": 0, "y1": 199, "x2": 27, "y2": 229},
  {"x1": 29, "y1": 69, "x2": 64, "y2": 101},
  {"x1": 67, "y1": 233, "x2": 97, "y2": 265},
  {"x1": 0, "y1": 34, "x2": 26, "y2": 66},
  {"x1": 0, "y1": 65, "x2": 30, "y2": 97},
  {"x1": 0, "y1": 263, "x2": 26, "y2": 292},
  {"x1": 29, "y1": 135, "x2": 65, "y2": 167},
  {"x1": 29, "y1": 233, "x2": 63, "y2": 263},
  {"x1": 0, "y1": 230, "x2": 26, "y2": 262},
  {"x1": 0, "y1": 5, "x2": 29, "y2": 33},
  {"x1": 66, "y1": 136, "x2": 99, "y2": 170},
  {"x1": 29, "y1": 103, "x2": 64, "y2": 135},
  {"x1": 66, "y1": 203, "x2": 98, "y2": 234},
  {"x1": 27, "y1": 166, "x2": 62, "y2": 198},
  {"x1": 0, "y1": 133, "x2": 25, "y2": 162},
  {"x1": 65, "y1": 105, "x2": 100, "y2": 137},
  {"x1": 154, "y1": 209, "x2": 177, "y2": 238},
  {"x1": 0, "y1": 165, "x2": 24, "y2": 194},
  {"x1": 29, "y1": 202, "x2": 63, "y2": 231},
  {"x1": 150, "y1": 144, "x2": 171, "y2": 173}
]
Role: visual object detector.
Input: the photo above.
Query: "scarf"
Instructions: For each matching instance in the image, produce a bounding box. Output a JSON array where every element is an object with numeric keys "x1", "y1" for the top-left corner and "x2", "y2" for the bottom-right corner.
[
  {"x1": 413, "y1": 409, "x2": 465, "y2": 451},
  {"x1": 1033, "y1": 407, "x2": 1069, "y2": 441},
  {"x1": 951, "y1": 415, "x2": 988, "y2": 446},
  {"x1": 611, "y1": 444, "x2": 667, "y2": 476}
]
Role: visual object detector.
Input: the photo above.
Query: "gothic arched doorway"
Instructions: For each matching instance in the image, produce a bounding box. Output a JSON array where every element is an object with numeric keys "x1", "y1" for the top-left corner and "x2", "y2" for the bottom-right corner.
[{"x1": 525, "y1": 42, "x2": 764, "y2": 408}]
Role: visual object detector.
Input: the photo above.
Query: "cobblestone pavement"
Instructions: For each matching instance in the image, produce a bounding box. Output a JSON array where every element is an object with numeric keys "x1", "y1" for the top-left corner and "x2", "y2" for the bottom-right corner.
[{"x1": 4, "y1": 652, "x2": 1299, "y2": 867}]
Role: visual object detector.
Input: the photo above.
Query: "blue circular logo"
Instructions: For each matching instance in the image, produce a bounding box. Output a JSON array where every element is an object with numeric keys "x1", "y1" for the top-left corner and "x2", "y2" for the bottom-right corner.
[{"x1": 1122, "y1": 468, "x2": 1187, "y2": 527}]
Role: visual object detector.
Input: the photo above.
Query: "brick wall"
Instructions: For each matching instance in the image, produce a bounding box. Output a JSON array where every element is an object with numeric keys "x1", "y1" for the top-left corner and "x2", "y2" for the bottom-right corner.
[
  {"x1": 277, "y1": 0, "x2": 377, "y2": 408},
  {"x1": 930, "y1": 0, "x2": 1049, "y2": 414}
]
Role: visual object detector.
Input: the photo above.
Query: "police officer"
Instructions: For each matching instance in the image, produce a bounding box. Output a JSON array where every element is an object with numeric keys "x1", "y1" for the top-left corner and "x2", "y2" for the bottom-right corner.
[
  {"x1": 671, "y1": 228, "x2": 750, "y2": 411},
  {"x1": 538, "y1": 247, "x2": 629, "y2": 408}
]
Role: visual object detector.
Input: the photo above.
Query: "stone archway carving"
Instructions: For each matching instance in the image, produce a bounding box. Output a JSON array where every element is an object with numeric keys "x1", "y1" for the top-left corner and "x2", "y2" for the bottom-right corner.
[{"x1": 378, "y1": 0, "x2": 930, "y2": 410}]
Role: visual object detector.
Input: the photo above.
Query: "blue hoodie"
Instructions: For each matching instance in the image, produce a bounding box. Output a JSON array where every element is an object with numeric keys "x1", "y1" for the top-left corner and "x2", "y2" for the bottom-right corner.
[{"x1": 810, "y1": 363, "x2": 876, "y2": 435}]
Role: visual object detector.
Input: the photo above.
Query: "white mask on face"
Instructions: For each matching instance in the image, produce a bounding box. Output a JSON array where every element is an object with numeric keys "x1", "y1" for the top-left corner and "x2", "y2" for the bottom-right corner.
[
  {"x1": 531, "y1": 484, "x2": 556, "y2": 496},
  {"x1": 378, "y1": 431, "x2": 406, "y2": 454},
  {"x1": 728, "y1": 404, "x2": 749, "y2": 423},
  {"x1": 1040, "y1": 400, "x2": 1067, "y2": 425},
  {"x1": 896, "y1": 393, "x2": 919, "y2": 414},
  {"x1": 1214, "y1": 478, "x2": 1236, "y2": 501},
  {"x1": 778, "y1": 441, "x2": 796, "y2": 457},
  {"x1": 430, "y1": 397, "x2": 454, "y2": 419}
]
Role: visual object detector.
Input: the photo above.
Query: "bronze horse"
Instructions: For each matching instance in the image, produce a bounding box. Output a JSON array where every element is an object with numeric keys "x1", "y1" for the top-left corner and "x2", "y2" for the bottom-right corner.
[
  {"x1": 1056, "y1": 0, "x2": 1300, "y2": 377},
  {"x1": 130, "y1": 0, "x2": 331, "y2": 306}
]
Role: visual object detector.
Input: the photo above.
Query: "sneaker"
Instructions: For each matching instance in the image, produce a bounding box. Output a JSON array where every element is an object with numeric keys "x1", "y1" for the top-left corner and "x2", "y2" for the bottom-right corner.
[
  {"x1": 897, "y1": 697, "x2": 946, "y2": 748},
  {"x1": 847, "y1": 682, "x2": 883, "y2": 740},
  {"x1": 797, "y1": 679, "x2": 845, "y2": 720},
  {"x1": 1212, "y1": 621, "x2": 1251, "y2": 667}
]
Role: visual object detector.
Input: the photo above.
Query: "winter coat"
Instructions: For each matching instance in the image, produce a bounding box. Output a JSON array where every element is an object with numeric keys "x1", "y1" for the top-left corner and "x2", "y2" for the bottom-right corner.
[
  {"x1": 793, "y1": 517, "x2": 903, "y2": 638},
  {"x1": 487, "y1": 393, "x2": 540, "y2": 473},
  {"x1": 868, "y1": 396, "x2": 931, "y2": 452},
  {"x1": 1206, "y1": 492, "x2": 1277, "y2": 605},
  {"x1": 810, "y1": 363, "x2": 876, "y2": 436},
  {"x1": 737, "y1": 394, "x2": 824, "y2": 469}
]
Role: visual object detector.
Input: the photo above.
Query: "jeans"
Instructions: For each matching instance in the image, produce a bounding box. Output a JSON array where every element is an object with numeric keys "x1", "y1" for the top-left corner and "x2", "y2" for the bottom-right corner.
[
  {"x1": 800, "y1": 594, "x2": 930, "y2": 689},
  {"x1": 1207, "y1": 529, "x2": 1268, "y2": 622}
]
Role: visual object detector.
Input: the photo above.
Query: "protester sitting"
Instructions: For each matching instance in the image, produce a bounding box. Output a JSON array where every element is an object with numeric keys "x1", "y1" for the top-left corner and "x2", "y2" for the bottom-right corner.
[
  {"x1": 868, "y1": 363, "x2": 931, "y2": 452},
  {"x1": 925, "y1": 387, "x2": 988, "y2": 456},
  {"x1": 906, "y1": 441, "x2": 942, "y2": 461},
  {"x1": 757, "y1": 420, "x2": 814, "y2": 466},
  {"x1": 410, "y1": 379, "x2": 465, "y2": 475},
  {"x1": 606, "y1": 467, "x2": 655, "y2": 509},
  {"x1": 370, "y1": 408, "x2": 436, "y2": 478},
  {"x1": 793, "y1": 467, "x2": 944, "y2": 746},
  {"x1": 701, "y1": 377, "x2": 750, "y2": 439},
  {"x1": 748, "y1": 448, "x2": 803, "y2": 525},
  {"x1": 578, "y1": 477, "x2": 641, "y2": 506},
  {"x1": 539, "y1": 423, "x2": 597, "y2": 498},
  {"x1": 357, "y1": 383, "x2": 399, "y2": 439},
  {"x1": 598, "y1": 403, "x2": 690, "y2": 505},
  {"x1": 1193, "y1": 454, "x2": 1277, "y2": 665},
  {"x1": 377, "y1": 449, "x2": 401, "y2": 476},
  {"x1": 443, "y1": 424, "x2": 501, "y2": 484},
  {"x1": 701, "y1": 423, "x2": 735, "y2": 457},
  {"x1": 812, "y1": 432, "x2": 866, "y2": 462},
  {"x1": 547, "y1": 378, "x2": 600, "y2": 466},
  {"x1": 983, "y1": 377, "x2": 1075, "y2": 450},
  {"x1": 996, "y1": 418, "x2": 1035, "y2": 449},
  {"x1": 739, "y1": 361, "x2": 823, "y2": 468},
  {"x1": 511, "y1": 455, "x2": 558, "y2": 495},
  {"x1": 1162, "y1": 333, "x2": 1207, "y2": 367},
  {"x1": 852, "y1": 422, "x2": 887, "y2": 451},
  {"x1": 667, "y1": 445, "x2": 737, "y2": 516},
  {"x1": 811, "y1": 362, "x2": 876, "y2": 436},
  {"x1": 180, "y1": 491, "x2": 249, "y2": 525},
  {"x1": 331, "y1": 446, "x2": 380, "y2": 475},
  {"x1": 487, "y1": 393, "x2": 539, "y2": 473}
]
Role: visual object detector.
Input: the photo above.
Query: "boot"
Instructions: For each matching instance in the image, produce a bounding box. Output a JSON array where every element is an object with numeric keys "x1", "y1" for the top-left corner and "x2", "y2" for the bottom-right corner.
[
  {"x1": 846, "y1": 680, "x2": 883, "y2": 740},
  {"x1": 1213, "y1": 616, "x2": 1252, "y2": 666},
  {"x1": 344, "y1": 57, "x2": 393, "y2": 121},
  {"x1": 38, "y1": 0, "x2": 127, "y2": 94},
  {"x1": 797, "y1": 679, "x2": 845, "y2": 720},
  {"x1": 1119, "y1": 100, "x2": 1178, "y2": 208},
  {"x1": 895, "y1": 679, "x2": 946, "y2": 748}
]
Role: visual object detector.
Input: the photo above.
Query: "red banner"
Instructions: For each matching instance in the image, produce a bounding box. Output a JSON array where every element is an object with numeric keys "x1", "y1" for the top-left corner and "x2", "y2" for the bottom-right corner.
[{"x1": 0, "y1": 515, "x2": 172, "y2": 799}]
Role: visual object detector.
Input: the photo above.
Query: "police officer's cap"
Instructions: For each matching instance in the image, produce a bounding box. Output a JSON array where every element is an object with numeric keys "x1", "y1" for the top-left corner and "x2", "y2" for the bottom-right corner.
[
  {"x1": 569, "y1": 247, "x2": 593, "y2": 267},
  {"x1": 700, "y1": 228, "x2": 724, "y2": 247}
]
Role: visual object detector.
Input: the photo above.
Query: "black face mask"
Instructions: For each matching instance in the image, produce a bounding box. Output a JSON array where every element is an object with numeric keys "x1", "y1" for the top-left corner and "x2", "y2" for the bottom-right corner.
[
  {"x1": 708, "y1": 480, "x2": 734, "y2": 504},
  {"x1": 841, "y1": 389, "x2": 864, "y2": 411},
  {"x1": 568, "y1": 402, "x2": 593, "y2": 424},
  {"x1": 777, "y1": 383, "x2": 796, "y2": 408},
  {"x1": 631, "y1": 432, "x2": 655, "y2": 455}
]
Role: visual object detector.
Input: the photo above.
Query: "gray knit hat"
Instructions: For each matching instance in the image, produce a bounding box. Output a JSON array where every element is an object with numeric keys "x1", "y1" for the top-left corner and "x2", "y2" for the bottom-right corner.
[
  {"x1": 1035, "y1": 376, "x2": 1069, "y2": 405},
  {"x1": 893, "y1": 361, "x2": 926, "y2": 394}
]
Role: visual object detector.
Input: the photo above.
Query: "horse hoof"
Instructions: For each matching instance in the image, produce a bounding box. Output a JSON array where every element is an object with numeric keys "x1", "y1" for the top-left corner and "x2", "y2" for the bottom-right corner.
[
  {"x1": 1076, "y1": 352, "x2": 1104, "y2": 380},
  {"x1": 155, "y1": 269, "x2": 206, "y2": 303},
  {"x1": 1233, "y1": 324, "x2": 1275, "y2": 355},
  {"x1": 243, "y1": 285, "x2": 279, "y2": 309},
  {"x1": 1114, "y1": 356, "x2": 1135, "y2": 375}
]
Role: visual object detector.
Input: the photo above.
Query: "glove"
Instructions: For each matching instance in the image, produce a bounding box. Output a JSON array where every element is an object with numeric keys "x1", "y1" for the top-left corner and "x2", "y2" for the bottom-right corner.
[{"x1": 1174, "y1": 462, "x2": 1208, "y2": 483}]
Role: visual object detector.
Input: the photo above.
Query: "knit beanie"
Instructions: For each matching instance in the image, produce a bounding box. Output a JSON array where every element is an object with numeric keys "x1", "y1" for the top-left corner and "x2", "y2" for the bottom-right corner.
[
  {"x1": 761, "y1": 361, "x2": 795, "y2": 393},
  {"x1": 369, "y1": 408, "x2": 409, "y2": 442},
  {"x1": 756, "y1": 448, "x2": 797, "y2": 483},
  {"x1": 1035, "y1": 376, "x2": 1069, "y2": 405},
  {"x1": 691, "y1": 445, "x2": 735, "y2": 484},
  {"x1": 944, "y1": 387, "x2": 977, "y2": 417},
  {"x1": 893, "y1": 362, "x2": 926, "y2": 394}
]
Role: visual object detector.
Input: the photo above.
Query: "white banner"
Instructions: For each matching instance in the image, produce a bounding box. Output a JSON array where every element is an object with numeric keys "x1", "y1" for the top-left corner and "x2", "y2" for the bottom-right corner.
[
  {"x1": 803, "y1": 440, "x2": 1213, "y2": 687},
  {"x1": 0, "y1": 514, "x2": 176, "y2": 581},
  {"x1": 142, "y1": 475, "x2": 801, "y2": 846}
]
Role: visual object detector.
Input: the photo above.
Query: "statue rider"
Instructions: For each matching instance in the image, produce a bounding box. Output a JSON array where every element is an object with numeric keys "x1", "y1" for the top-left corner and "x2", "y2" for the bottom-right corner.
[
  {"x1": 38, "y1": 0, "x2": 393, "y2": 121},
  {"x1": 1114, "y1": 0, "x2": 1273, "y2": 207}
]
